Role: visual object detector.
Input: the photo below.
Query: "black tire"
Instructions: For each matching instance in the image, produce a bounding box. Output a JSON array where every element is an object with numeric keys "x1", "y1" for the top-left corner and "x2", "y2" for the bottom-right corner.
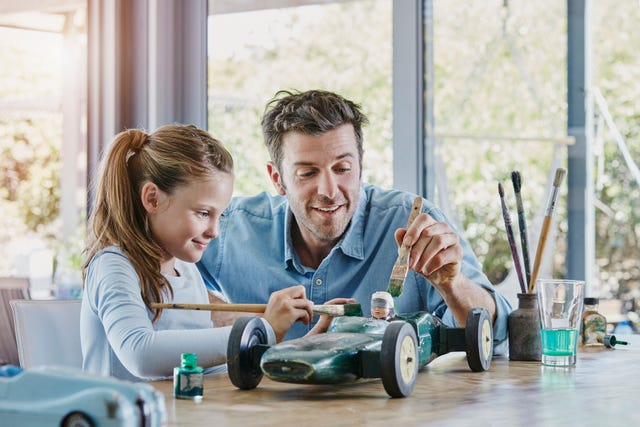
[
  {"x1": 62, "y1": 411, "x2": 94, "y2": 427},
  {"x1": 465, "y1": 308, "x2": 493, "y2": 372},
  {"x1": 227, "y1": 317, "x2": 269, "y2": 390},
  {"x1": 380, "y1": 321, "x2": 419, "y2": 398}
]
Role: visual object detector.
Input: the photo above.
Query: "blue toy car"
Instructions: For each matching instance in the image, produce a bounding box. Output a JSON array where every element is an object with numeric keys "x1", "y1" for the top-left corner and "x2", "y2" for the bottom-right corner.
[
  {"x1": 0, "y1": 365, "x2": 167, "y2": 426},
  {"x1": 227, "y1": 307, "x2": 493, "y2": 398}
]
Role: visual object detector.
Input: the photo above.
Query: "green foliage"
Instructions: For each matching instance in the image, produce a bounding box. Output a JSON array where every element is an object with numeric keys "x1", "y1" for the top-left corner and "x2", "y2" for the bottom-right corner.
[
  {"x1": 590, "y1": 1, "x2": 640, "y2": 302},
  {"x1": 594, "y1": 2, "x2": 640, "y2": 304},
  {"x1": 1, "y1": 116, "x2": 62, "y2": 233}
]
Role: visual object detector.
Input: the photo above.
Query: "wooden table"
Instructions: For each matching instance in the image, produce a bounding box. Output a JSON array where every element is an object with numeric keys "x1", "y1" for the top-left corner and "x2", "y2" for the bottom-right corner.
[{"x1": 152, "y1": 336, "x2": 637, "y2": 426}]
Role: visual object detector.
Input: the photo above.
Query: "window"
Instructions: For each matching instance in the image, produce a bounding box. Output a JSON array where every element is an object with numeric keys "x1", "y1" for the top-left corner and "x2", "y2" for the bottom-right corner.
[
  {"x1": 0, "y1": 8, "x2": 87, "y2": 294},
  {"x1": 207, "y1": 0, "x2": 393, "y2": 195}
]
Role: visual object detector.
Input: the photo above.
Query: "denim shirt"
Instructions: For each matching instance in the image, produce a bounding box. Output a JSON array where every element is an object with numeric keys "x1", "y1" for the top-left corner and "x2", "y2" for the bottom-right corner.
[{"x1": 197, "y1": 183, "x2": 510, "y2": 351}]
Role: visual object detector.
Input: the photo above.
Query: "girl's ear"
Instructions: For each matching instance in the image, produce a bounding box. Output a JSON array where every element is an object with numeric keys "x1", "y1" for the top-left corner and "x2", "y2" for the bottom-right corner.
[
  {"x1": 267, "y1": 162, "x2": 286, "y2": 196},
  {"x1": 140, "y1": 182, "x2": 160, "y2": 213}
]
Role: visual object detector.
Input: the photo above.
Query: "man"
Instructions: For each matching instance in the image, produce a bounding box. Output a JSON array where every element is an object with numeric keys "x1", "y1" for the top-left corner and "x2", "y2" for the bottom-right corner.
[{"x1": 197, "y1": 89, "x2": 511, "y2": 352}]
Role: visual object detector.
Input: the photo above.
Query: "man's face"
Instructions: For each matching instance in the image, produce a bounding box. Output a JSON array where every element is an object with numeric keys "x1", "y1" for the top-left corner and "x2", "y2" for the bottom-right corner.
[{"x1": 268, "y1": 124, "x2": 362, "y2": 249}]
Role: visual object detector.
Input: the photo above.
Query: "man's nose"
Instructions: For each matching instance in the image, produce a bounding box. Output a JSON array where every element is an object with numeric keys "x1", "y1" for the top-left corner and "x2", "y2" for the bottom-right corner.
[{"x1": 317, "y1": 172, "x2": 338, "y2": 199}]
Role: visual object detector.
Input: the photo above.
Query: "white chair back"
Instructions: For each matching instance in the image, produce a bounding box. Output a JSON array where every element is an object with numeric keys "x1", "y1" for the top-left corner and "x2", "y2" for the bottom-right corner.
[
  {"x1": 0, "y1": 277, "x2": 30, "y2": 365},
  {"x1": 10, "y1": 299, "x2": 82, "y2": 369}
]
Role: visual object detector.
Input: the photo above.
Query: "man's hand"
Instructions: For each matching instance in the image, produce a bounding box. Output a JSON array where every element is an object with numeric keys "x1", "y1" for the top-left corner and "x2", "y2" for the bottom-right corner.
[
  {"x1": 395, "y1": 213, "x2": 462, "y2": 290},
  {"x1": 305, "y1": 297, "x2": 357, "y2": 336},
  {"x1": 395, "y1": 213, "x2": 496, "y2": 324},
  {"x1": 263, "y1": 285, "x2": 314, "y2": 342}
]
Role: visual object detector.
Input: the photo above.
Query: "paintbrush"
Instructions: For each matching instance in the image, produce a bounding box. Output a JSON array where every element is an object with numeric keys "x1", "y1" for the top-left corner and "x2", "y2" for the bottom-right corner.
[
  {"x1": 528, "y1": 167, "x2": 566, "y2": 293},
  {"x1": 149, "y1": 302, "x2": 363, "y2": 317},
  {"x1": 386, "y1": 196, "x2": 423, "y2": 297},
  {"x1": 511, "y1": 171, "x2": 532, "y2": 287},
  {"x1": 498, "y1": 182, "x2": 526, "y2": 294}
]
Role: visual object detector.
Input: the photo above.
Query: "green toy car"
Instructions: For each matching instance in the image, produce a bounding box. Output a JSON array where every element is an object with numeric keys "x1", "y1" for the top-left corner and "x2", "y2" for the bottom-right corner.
[{"x1": 227, "y1": 307, "x2": 493, "y2": 398}]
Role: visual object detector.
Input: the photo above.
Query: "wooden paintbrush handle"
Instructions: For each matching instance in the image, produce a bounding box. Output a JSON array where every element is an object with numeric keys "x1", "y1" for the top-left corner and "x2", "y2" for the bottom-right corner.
[
  {"x1": 528, "y1": 216, "x2": 551, "y2": 293},
  {"x1": 150, "y1": 303, "x2": 267, "y2": 313},
  {"x1": 407, "y1": 196, "x2": 423, "y2": 228},
  {"x1": 150, "y1": 302, "x2": 358, "y2": 317}
]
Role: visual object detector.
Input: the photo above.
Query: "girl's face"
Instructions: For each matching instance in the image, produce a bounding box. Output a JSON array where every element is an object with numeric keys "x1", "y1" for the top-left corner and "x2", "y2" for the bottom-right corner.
[{"x1": 145, "y1": 172, "x2": 234, "y2": 271}]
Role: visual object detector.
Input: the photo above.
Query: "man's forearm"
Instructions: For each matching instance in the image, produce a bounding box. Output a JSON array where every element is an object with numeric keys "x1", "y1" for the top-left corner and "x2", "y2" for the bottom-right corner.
[{"x1": 437, "y1": 274, "x2": 497, "y2": 327}]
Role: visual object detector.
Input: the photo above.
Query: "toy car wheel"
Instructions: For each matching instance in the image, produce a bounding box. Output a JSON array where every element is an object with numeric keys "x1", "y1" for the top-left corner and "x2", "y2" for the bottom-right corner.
[
  {"x1": 465, "y1": 307, "x2": 493, "y2": 372},
  {"x1": 380, "y1": 321, "x2": 419, "y2": 398},
  {"x1": 227, "y1": 317, "x2": 270, "y2": 390},
  {"x1": 62, "y1": 411, "x2": 94, "y2": 427}
]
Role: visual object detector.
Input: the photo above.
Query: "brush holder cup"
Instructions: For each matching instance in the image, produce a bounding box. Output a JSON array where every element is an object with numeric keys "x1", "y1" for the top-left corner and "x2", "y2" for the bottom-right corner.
[{"x1": 508, "y1": 293, "x2": 542, "y2": 361}]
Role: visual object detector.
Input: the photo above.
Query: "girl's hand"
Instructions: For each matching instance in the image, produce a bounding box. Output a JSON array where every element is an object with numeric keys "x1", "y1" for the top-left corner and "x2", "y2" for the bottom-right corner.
[{"x1": 263, "y1": 285, "x2": 314, "y2": 342}]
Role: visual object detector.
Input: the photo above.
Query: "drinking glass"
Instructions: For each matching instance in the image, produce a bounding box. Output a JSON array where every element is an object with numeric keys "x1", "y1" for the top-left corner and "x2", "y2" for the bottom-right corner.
[{"x1": 536, "y1": 279, "x2": 585, "y2": 366}]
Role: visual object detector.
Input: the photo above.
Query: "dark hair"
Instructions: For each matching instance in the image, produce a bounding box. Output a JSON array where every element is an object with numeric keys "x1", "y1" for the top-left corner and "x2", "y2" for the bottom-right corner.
[
  {"x1": 83, "y1": 124, "x2": 233, "y2": 322},
  {"x1": 261, "y1": 89, "x2": 369, "y2": 171}
]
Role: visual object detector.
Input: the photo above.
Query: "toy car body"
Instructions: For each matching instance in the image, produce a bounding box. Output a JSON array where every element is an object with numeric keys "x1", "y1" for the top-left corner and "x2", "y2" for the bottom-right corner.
[
  {"x1": 0, "y1": 366, "x2": 167, "y2": 427},
  {"x1": 227, "y1": 308, "x2": 493, "y2": 398}
]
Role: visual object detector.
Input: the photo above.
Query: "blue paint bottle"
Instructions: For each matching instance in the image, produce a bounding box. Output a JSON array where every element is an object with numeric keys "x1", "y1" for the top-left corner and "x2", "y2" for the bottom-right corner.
[{"x1": 173, "y1": 353, "x2": 204, "y2": 400}]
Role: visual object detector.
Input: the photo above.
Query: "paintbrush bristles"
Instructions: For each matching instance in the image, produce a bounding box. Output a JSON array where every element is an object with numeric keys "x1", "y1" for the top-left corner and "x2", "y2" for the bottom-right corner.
[
  {"x1": 553, "y1": 168, "x2": 566, "y2": 187},
  {"x1": 386, "y1": 196, "x2": 423, "y2": 297},
  {"x1": 511, "y1": 171, "x2": 521, "y2": 192},
  {"x1": 313, "y1": 303, "x2": 363, "y2": 317}
]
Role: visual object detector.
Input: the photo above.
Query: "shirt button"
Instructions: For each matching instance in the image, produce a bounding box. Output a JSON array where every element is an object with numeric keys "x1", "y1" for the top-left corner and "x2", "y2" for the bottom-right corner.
[{"x1": 315, "y1": 278, "x2": 323, "y2": 286}]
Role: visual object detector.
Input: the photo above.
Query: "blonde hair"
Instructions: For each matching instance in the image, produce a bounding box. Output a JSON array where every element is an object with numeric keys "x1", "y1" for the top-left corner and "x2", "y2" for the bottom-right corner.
[{"x1": 83, "y1": 124, "x2": 233, "y2": 322}]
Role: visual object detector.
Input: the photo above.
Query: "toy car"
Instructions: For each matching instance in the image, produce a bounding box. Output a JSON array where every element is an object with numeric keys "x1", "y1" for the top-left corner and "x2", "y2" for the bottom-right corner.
[
  {"x1": 227, "y1": 307, "x2": 493, "y2": 398},
  {"x1": 0, "y1": 365, "x2": 167, "y2": 426}
]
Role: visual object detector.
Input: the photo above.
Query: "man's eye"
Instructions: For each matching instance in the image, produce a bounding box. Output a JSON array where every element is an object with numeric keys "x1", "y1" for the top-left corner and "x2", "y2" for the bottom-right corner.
[{"x1": 298, "y1": 170, "x2": 316, "y2": 178}]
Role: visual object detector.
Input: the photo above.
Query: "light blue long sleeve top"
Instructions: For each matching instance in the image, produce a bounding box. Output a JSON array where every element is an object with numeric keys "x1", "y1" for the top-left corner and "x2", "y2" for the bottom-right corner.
[
  {"x1": 197, "y1": 184, "x2": 512, "y2": 353},
  {"x1": 81, "y1": 246, "x2": 274, "y2": 381}
]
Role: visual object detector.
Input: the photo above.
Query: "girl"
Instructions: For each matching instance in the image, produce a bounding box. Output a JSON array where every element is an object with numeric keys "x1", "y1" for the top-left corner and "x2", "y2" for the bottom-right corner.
[{"x1": 81, "y1": 124, "x2": 314, "y2": 381}]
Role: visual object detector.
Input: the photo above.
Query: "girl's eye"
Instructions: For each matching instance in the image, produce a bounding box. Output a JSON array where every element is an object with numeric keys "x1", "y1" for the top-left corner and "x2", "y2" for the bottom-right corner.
[{"x1": 197, "y1": 211, "x2": 209, "y2": 218}]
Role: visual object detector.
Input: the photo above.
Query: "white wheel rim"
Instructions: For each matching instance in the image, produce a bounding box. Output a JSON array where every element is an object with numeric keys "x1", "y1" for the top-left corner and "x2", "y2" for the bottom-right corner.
[
  {"x1": 399, "y1": 335, "x2": 417, "y2": 383},
  {"x1": 481, "y1": 318, "x2": 492, "y2": 359}
]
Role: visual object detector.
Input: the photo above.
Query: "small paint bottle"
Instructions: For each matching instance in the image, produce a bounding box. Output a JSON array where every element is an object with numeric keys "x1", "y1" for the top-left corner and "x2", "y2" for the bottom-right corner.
[
  {"x1": 173, "y1": 353, "x2": 204, "y2": 400},
  {"x1": 581, "y1": 297, "x2": 607, "y2": 347}
]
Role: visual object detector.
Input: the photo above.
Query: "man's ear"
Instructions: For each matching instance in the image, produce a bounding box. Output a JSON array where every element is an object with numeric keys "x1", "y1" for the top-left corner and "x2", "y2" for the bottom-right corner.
[
  {"x1": 140, "y1": 182, "x2": 160, "y2": 213},
  {"x1": 267, "y1": 162, "x2": 286, "y2": 196}
]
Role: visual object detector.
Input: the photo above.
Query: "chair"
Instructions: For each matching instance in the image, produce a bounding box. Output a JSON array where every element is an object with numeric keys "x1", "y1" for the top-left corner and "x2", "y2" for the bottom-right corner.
[
  {"x1": 0, "y1": 277, "x2": 30, "y2": 366},
  {"x1": 10, "y1": 299, "x2": 83, "y2": 369}
]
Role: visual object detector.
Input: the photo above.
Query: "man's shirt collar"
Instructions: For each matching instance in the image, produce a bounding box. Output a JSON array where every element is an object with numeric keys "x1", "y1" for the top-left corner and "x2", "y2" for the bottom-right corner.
[{"x1": 284, "y1": 186, "x2": 367, "y2": 272}]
